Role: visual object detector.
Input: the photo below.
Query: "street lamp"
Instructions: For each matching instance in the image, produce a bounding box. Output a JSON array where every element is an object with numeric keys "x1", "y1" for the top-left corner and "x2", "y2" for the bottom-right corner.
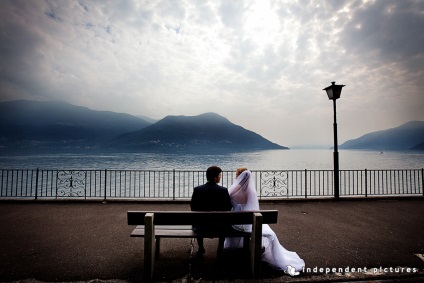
[{"x1": 323, "y1": 81, "x2": 345, "y2": 198}]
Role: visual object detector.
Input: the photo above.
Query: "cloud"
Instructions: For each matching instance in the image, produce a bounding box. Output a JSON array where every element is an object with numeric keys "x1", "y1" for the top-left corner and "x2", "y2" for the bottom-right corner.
[
  {"x1": 0, "y1": 0, "x2": 423, "y2": 147},
  {"x1": 341, "y1": 0, "x2": 424, "y2": 70}
]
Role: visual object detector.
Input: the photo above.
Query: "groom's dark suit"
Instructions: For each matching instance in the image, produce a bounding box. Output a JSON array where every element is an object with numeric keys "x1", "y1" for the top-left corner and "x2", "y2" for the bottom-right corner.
[
  {"x1": 191, "y1": 181, "x2": 232, "y2": 212},
  {"x1": 190, "y1": 181, "x2": 233, "y2": 253}
]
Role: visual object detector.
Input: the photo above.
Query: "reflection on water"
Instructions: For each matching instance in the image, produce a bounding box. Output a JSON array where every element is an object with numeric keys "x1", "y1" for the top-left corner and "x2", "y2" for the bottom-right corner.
[{"x1": 0, "y1": 149, "x2": 423, "y2": 170}]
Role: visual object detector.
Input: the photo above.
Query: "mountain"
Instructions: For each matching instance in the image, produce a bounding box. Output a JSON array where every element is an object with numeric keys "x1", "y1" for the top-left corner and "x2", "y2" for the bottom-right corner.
[
  {"x1": 108, "y1": 112, "x2": 287, "y2": 152},
  {"x1": 411, "y1": 141, "x2": 424, "y2": 150},
  {"x1": 0, "y1": 100, "x2": 151, "y2": 149},
  {"x1": 0, "y1": 100, "x2": 286, "y2": 152},
  {"x1": 339, "y1": 121, "x2": 424, "y2": 150}
]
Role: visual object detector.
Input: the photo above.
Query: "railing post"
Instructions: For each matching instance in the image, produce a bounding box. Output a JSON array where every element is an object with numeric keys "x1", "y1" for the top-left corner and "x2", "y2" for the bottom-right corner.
[
  {"x1": 172, "y1": 169, "x2": 176, "y2": 200},
  {"x1": 365, "y1": 169, "x2": 368, "y2": 197},
  {"x1": 104, "y1": 169, "x2": 107, "y2": 202},
  {"x1": 422, "y1": 168, "x2": 424, "y2": 197},
  {"x1": 84, "y1": 170, "x2": 87, "y2": 200},
  {"x1": 35, "y1": 168, "x2": 39, "y2": 200},
  {"x1": 304, "y1": 169, "x2": 307, "y2": 198},
  {"x1": 259, "y1": 171, "x2": 263, "y2": 200},
  {"x1": 0, "y1": 169, "x2": 3, "y2": 197}
]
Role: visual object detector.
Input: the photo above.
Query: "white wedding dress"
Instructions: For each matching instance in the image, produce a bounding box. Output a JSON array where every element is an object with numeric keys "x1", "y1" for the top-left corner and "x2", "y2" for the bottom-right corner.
[{"x1": 224, "y1": 170, "x2": 305, "y2": 272}]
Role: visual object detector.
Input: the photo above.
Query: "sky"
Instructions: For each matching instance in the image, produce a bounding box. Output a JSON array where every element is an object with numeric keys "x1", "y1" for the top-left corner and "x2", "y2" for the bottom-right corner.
[{"x1": 1, "y1": 0, "x2": 423, "y2": 148}]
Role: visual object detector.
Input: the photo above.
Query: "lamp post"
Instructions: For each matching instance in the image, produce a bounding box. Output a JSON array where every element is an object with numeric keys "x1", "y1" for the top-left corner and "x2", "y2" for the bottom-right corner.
[{"x1": 323, "y1": 81, "x2": 345, "y2": 198}]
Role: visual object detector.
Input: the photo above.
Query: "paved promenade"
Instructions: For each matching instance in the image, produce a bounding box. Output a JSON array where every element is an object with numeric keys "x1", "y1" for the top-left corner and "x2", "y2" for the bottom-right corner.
[{"x1": 1, "y1": 198, "x2": 424, "y2": 282}]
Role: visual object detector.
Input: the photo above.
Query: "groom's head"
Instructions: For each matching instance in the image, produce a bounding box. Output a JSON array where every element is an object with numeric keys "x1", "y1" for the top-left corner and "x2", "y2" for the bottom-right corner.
[{"x1": 206, "y1": 166, "x2": 222, "y2": 183}]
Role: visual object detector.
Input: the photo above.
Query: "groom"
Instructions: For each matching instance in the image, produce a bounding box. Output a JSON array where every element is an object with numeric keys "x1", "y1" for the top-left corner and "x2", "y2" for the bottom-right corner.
[{"x1": 190, "y1": 166, "x2": 233, "y2": 255}]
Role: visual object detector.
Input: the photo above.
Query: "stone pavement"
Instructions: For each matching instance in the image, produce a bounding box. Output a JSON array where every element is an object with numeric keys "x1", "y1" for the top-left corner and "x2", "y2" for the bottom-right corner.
[{"x1": 0, "y1": 198, "x2": 424, "y2": 282}]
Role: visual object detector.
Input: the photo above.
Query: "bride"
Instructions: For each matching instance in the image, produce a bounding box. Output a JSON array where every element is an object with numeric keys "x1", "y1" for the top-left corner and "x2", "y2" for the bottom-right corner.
[{"x1": 224, "y1": 168, "x2": 305, "y2": 274}]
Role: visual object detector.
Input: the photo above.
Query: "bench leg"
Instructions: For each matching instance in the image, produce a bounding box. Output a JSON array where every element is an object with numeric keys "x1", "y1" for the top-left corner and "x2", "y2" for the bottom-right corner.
[
  {"x1": 155, "y1": 237, "x2": 161, "y2": 258},
  {"x1": 251, "y1": 213, "x2": 263, "y2": 278},
  {"x1": 243, "y1": 236, "x2": 250, "y2": 250},
  {"x1": 144, "y1": 213, "x2": 155, "y2": 281}
]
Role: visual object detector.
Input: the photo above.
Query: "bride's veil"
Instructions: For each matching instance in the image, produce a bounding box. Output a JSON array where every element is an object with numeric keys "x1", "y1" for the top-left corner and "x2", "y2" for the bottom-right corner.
[{"x1": 228, "y1": 170, "x2": 260, "y2": 210}]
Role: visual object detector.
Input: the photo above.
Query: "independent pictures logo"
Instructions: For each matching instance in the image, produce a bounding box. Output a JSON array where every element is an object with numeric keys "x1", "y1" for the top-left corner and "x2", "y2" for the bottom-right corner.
[{"x1": 303, "y1": 266, "x2": 420, "y2": 275}]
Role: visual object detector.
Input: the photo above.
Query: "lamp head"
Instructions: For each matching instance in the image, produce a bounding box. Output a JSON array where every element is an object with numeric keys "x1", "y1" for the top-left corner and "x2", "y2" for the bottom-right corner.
[{"x1": 323, "y1": 81, "x2": 345, "y2": 100}]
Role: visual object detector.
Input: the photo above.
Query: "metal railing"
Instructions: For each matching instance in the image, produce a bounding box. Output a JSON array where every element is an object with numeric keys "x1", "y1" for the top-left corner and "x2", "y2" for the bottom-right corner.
[{"x1": 0, "y1": 169, "x2": 423, "y2": 200}]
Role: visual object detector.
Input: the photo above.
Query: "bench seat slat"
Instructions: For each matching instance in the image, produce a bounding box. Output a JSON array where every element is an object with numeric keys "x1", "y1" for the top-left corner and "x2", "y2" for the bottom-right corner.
[
  {"x1": 127, "y1": 210, "x2": 278, "y2": 225},
  {"x1": 131, "y1": 228, "x2": 196, "y2": 237},
  {"x1": 136, "y1": 225, "x2": 193, "y2": 230},
  {"x1": 131, "y1": 227, "x2": 252, "y2": 238}
]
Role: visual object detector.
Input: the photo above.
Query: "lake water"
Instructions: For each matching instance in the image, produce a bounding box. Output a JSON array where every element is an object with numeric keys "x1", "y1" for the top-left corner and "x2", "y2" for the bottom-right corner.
[{"x1": 0, "y1": 149, "x2": 422, "y2": 170}]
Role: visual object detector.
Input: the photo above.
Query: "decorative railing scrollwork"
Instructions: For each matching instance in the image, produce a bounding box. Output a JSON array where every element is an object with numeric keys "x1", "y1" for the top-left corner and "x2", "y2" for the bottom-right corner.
[
  {"x1": 260, "y1": 171, "x2": 288, "y2": 197},
  {"x1": 57, "y1": 171, "x2": 86, "y2": 197}
]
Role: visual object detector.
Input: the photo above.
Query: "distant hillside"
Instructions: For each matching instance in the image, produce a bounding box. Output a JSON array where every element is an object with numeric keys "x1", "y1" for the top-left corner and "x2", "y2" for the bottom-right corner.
[
  {"x1": 0, "y1": 100, "x2": 151, "y2": 149},
  {"x1": 411, "y1": 141, "x2": 424, "y2": 150},
  {"x1": 340, "y1": 121, "x2": 424, "y2": 150},
  {"x1": 0, "y1": 100, "x2": 286, "y2": 152},
  {"x1": 109, "y1": 112, "x2": 287, "y2": 152}
]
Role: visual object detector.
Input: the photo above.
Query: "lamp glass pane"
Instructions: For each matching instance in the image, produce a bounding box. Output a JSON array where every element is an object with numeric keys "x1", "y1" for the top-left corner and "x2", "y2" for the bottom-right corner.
[
  {"x1": 333, "y1": 85, "x2": 343, "y2": 99},
  {"x1": 326, "y1": 89, "x2": 333, "y2": 99}
]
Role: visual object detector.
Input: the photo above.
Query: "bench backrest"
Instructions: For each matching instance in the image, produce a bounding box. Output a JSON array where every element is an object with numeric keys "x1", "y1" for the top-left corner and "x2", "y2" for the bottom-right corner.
[{"x1": 127, "y1": 210, "x2": 278, "y2": 226}]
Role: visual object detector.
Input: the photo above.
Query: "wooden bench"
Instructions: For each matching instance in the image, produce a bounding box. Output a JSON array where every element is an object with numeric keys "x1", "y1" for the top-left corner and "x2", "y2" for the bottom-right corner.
[{"x1": 127, "y1": 210, "x2": 278, "y2": 281}]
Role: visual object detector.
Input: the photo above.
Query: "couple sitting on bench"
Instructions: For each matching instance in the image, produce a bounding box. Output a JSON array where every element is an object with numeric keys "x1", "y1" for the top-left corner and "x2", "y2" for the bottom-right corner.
[{"x1": 190, "y1": 166, "x2": 305, "y2": 275}]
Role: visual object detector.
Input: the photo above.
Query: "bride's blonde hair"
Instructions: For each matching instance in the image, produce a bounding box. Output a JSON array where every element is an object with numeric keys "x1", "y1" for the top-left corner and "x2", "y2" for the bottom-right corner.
[{"x1": 236, "y1": 167, "x2": 248, "y2": 178}]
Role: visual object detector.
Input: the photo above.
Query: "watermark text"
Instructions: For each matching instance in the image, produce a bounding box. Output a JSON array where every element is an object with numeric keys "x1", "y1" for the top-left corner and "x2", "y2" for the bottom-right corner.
[{"x1": 303, "y1": 266, "x2": 419, "y2": 274}]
